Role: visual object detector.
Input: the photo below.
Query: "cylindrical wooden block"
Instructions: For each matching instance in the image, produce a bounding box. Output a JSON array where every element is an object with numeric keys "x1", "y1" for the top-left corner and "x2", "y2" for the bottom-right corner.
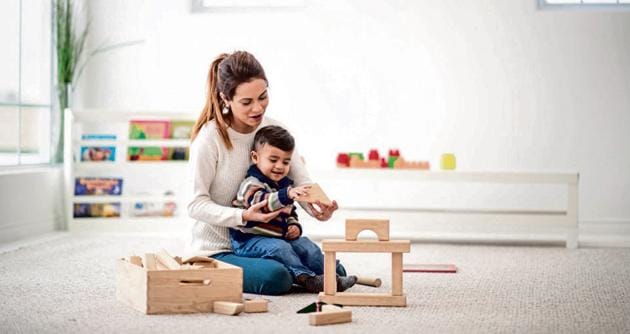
[{"x1": 356, "y1": 276, "x2": 382, "y2": 287}]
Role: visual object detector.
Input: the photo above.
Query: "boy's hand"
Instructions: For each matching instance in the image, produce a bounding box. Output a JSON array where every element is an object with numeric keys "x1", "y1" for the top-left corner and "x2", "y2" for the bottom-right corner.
[
  {"x1": 289, "y1": 185, "x2": 311, "y2": 200},
  {"x1": 286, "y1": 225, "x2": 300, "y2": 240}
]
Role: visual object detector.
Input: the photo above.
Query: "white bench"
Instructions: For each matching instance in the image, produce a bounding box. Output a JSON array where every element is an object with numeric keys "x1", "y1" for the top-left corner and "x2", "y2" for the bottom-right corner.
[{"x1": 313, "y1": 169, "x2": 579, "y2": 248}]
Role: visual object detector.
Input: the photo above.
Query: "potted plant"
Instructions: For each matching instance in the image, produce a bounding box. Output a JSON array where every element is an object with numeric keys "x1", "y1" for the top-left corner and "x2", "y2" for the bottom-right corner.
[{"x1": 53, "y1": 0, "x2": 88, "y2": 164}]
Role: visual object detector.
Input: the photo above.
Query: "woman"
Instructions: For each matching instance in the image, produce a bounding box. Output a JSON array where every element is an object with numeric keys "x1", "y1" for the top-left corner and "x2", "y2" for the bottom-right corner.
[{"x1": 188, "y1": 51, "x2": 341, "y2": 295}]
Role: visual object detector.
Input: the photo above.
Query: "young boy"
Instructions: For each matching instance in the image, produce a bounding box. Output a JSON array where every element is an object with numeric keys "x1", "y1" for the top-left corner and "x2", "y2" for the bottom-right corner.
[{"x1": 230, "y1": 125, "x2": 357, "y2": 293}]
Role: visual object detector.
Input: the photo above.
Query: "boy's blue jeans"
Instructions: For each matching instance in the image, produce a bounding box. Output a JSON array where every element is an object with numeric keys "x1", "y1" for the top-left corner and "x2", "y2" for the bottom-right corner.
[{"x1": 213, "y1": 236, "x2": 346, "y2": 295}]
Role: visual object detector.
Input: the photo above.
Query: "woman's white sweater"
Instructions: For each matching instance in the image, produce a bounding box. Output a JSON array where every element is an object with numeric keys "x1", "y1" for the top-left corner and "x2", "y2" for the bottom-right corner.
[{"x1": 187, "y1": 117, "x2": 312, "y2": 256}]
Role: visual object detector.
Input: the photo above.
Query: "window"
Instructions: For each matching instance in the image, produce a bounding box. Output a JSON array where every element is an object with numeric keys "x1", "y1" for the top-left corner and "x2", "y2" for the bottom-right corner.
[
  {"x1": 538, "y1": 0, "x2": 630, "y2": 10},
  {"x1": 191, "y1": 0, "x2": 306, "y2": 12},
  {"x1": 0, "y1": 0, "x2": 52, "y2": 166}
]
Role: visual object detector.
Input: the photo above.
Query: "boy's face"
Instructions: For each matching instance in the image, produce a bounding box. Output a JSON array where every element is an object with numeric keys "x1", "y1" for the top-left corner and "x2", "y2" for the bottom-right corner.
[{"x1": 251, "y1": 144, "x2": 292, "y2": 182}]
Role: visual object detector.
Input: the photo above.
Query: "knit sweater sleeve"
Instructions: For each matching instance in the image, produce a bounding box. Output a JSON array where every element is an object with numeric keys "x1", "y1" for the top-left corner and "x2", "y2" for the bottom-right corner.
[{"x1": 187, "y1": 127, "x2": 244, "y2": 228}]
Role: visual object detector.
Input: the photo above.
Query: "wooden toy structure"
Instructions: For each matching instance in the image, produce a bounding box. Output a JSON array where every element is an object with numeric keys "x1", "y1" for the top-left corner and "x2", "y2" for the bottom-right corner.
[{"x1": 318, "y1": 219, "x2": 411, "y2": 307}]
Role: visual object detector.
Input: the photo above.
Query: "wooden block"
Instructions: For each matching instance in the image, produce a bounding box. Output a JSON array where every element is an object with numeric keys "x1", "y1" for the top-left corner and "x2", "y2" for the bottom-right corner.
[
  {"x1": 295, "y1": 183, "x2": 332, "y2": 206},
  {"x1": 321, "y1": 304, "x2": 343, "y2": 312},
  {"x1": 324, "y1": 252, "x2": 337, "y2": 295},
  {"x1": 309, "y1": 309, "x2": 352, "y2": 326},
  {"x1": 192, "y1": 262, "x2": 217, "y2": 269},
  {"x1": 156, "y1": 249, "x2": 180, "y2": 270},
  {"x1": 213, "y1": 301, "x2": 244, "y2": 315},
  {"x1": 356, "y1": 276, "x2": 382, "y2": 287},
  {"x1": 392, "y1": 253, "x2": 403, "y2": 296},
  {"x1": 143, "y1": 253, "x2": 157, "y2": 271},
  {"x1": 243, "y1": 299, "x2": 268, "y2": 313},
  {"x1": 345, "y1": 219, "x2": 390, "y2": 241},
  {"x1": 322, "y1": 240, "x2": 411, "y2": 253},
  {"x1": 181, "y1": 256, "x2": 216, "y2": 265},
  {"x1": 129, "y1": 256, "x2": 143, "y2": 267},
  {"x1": 318, "y1": 292, "x2": 406, "y2": 307}
]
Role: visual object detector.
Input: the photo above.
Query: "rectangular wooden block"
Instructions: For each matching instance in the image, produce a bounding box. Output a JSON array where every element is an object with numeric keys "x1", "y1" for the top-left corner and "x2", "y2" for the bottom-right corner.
[
  {"x1": 324, "y1": 252, "x2": 337, "y2": 295},
  {"x1": 143, "y1": 253, "x2": 157, "y2": 271},
  {"x1": 345, "y1": 219, "x2": 389, "y2": 241},
  {"x1": 322, "y1": 240, "x2": 411, "y2": 253},
  {"x1": 213, "y1": 301, "x2": 244, "y2": 315},
  {"x1": 318, "y1": 292, "x2": 406, "y2": 307},
  {"x1": 116, "y1": 258, "x2": 243, "y2": 314},
  {"x1": 243, "y1": 299, "x2": 268, "y2": 313},
  {"x1": 309, "y1": 309, "x2": 352, "y2": 326}
]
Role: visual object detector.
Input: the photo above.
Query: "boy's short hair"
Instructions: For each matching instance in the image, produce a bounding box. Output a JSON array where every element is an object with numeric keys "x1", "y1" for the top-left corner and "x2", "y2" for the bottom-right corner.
[{"x1": 253, "y1": 125, "x2": 295, "y2": 152}]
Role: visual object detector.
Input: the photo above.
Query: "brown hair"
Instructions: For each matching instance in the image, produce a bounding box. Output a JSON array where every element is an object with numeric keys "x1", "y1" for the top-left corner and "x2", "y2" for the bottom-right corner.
[
  {"x1": 191, "y1": 51, "x2": 268, "y2": 149},
  {"x1": 253, "y1": 125, "x2": 295, "y2": 153}
]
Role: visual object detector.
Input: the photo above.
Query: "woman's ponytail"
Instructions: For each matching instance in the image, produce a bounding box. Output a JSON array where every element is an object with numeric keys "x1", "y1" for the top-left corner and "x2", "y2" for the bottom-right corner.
[{"x1": 191, "y1": 53, "x2": 232, "y2": 149}]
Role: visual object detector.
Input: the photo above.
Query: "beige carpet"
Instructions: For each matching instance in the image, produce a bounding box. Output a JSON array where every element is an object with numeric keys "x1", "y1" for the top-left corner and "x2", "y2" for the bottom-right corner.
[{"x1": 1, "y1": 233, "x2": 629, "y2": 333}]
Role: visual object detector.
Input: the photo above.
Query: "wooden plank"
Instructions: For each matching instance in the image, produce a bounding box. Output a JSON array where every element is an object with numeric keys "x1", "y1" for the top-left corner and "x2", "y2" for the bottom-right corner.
[
  {"x1": 213, "y1": 301, "x2": 244, "y2": 315},
  {"x1": 345, "y1": 219, "x2": 389, "y2": 241},
  {"x1": 322, "y1": 240, "x2": 411, "y2": 253},
  {"x1": 143, "y1": 253, "x2": 157, "y2": 270},
  {"x1": 392, "y1": 253, "x2": 403, "y2": 296},
  {"x1": 243, "y1": 299, "x2": 268, "y2": 313},
  {"x1": 318, "y1": 292, "x2": 406, "y2": 307},
  {"x1": 309, "y1": 309, "x2": 352, "y2": 326},
  {"x1": 324, "y1": 252, "x2": 337, "y2": 295},
  {"x1": 156, "y1": 249, "x2": 180, "y2": 270}
]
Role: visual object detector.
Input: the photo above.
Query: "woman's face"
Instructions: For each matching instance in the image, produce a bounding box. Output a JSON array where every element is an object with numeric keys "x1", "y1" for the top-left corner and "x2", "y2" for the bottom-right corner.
[{"x1": 226, "y1": 78, "x2": 269, "y2": 133}]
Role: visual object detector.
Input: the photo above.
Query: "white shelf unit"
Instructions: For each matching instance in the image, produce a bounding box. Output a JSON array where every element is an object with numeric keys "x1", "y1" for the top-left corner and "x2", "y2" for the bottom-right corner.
[
  {"x1": 309, "y1": 168, "x2": 579, "y2": 248},
  {"x1": 63, "y1": 109, "x2": 196, "y2": 232}
]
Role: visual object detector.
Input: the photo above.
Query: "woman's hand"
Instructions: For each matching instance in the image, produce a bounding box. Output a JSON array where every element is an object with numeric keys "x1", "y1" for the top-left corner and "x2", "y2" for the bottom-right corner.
[
  {"x1": 308, "y1": 200, "x2": 339, "y2": 221},
  {"x1": 241, "y1": 200, "x2": 281, "y2": 223}
]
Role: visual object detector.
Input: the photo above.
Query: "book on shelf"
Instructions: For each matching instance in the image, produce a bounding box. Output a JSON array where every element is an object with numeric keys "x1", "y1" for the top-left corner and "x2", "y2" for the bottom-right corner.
[
  {"x1": 170, "y1": 120, "x2": 194, "y2": 139},
  {"x1": 80, "y1": 146, "x2": 116, "y2": 162},
  {"x1": 74, "y1": 177, "x2": 123, "y2": 196},
  {"x1": 131, "y1": 201, "x2": 177, "y2": 217},
  {"x1": 81, "y1": 134, "x2": 117, "y2": 140},
  {"x1": 129, "y1": 120, "x2": 171, "y2": 139},
  {"x1": 73, "y1": 202, "x2": 121, "y2": 218}
]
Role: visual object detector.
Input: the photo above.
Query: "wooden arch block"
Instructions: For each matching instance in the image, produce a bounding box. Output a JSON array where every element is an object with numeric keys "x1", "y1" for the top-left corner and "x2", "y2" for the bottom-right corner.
[{"x1": 345, "y1": 219, "x2": 390, "y2": 241}]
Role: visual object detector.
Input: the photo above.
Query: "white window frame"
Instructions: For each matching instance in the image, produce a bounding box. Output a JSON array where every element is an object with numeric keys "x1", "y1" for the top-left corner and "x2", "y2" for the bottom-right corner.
[{"x1": 0, "y1": 0, "x2": 53, "y2": 167}]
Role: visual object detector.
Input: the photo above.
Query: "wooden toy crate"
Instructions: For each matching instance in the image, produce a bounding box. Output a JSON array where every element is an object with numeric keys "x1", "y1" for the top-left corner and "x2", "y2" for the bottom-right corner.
[{"x1": 116, "y1": 257, "x2": 242, "y2": 314}]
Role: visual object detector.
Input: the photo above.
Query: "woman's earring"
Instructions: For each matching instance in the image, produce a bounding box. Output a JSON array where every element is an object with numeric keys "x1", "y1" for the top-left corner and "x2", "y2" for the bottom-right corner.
[{"x1": 222, "y1": 106, "x2": 229, "y2": 115}]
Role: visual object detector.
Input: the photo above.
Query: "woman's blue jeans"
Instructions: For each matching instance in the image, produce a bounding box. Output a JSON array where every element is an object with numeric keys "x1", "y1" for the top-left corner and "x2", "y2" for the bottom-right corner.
[{"x1": 212, "y1": 237, "x2": 347, "y2": 295}]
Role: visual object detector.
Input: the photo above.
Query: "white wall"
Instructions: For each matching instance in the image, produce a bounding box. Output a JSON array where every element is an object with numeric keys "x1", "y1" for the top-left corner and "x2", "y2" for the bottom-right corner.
[
  {"x1": 74, "y1": 0, "x2": 630, "y2": 227},
  {"x1": 0, "y1": 168, "x2": 64, "y2": 244}
]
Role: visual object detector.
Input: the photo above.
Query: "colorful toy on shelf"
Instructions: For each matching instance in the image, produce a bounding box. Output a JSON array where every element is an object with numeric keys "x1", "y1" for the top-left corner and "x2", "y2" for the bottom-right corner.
[
  {"x1": 336, "y1": 153, "x2": 350, "y2": 168},
  {"x1": 336, "y1": 148, "x2": 430, "y2": 170},
  {"x1": 440, "y1": 153, "x2": 456, "y2": 170},
  {"x1": 393, "y1": 157, "x2": 430, "y2": 170}
]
